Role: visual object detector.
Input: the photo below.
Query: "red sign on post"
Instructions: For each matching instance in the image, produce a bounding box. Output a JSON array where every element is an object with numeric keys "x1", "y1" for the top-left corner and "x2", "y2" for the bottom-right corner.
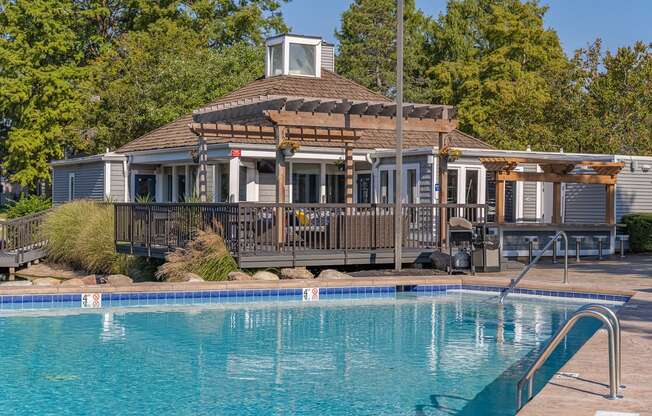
[{"x1": 231, "y1": 149, "x2": 242, "y2": 157}]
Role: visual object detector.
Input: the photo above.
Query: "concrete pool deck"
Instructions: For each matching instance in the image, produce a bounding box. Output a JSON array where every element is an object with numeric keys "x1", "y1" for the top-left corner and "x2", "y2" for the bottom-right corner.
[
  {"x1": 1, "y1": 254, "x2": 651, "y2": 415},
  {"x1": 479, "y1": 254, "x2": 652, "y2": 416}
]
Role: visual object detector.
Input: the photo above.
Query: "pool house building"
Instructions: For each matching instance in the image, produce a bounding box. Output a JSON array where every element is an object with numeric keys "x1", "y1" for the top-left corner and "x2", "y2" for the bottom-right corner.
[{"x1": 51, "y1": 34, "x2": 652, "y2": 268}]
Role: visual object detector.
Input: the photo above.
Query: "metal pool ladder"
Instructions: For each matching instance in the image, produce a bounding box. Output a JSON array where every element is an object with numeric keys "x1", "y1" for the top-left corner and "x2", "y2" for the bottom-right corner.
[
  {"x1": 516, "y1": 304, "x2": 623, "y2": 410},
  {"x1": 499, "y1": 231, "x2": 569, "y2": 304}
]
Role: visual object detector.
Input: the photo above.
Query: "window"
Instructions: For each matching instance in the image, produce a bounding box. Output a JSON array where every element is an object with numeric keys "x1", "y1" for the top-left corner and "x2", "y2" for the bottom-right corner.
[
  {"x1": 177, "y1": 175, "x2": 186, "y2": 202},
  {"x1": 67, "y1": 173, "x2": 75, "y2": 201},
  {"x1": 447, "y1": 169, "x2": 458, "y2": 203},
  {"x1": 407, "y1": 169, "x2": 418, "y2": 204},
  {"x1": 356, "y1": 173, "x2": 371, "y2": 203},
  {"x1": 166, "y1": 174, "x2": 173, "y2": 202},
  {"x1": 292, "y1": 163, "x2": 319, "y2": 203},
  {"x1": 289, "y1": 43, "x2": 316, "y2": 76},
  {"x1": 269, "y1": 44, "x2": 283, "y2": 76},
  {"x1": 135, "y1": 174, "x2": 156, "y2": 201}
]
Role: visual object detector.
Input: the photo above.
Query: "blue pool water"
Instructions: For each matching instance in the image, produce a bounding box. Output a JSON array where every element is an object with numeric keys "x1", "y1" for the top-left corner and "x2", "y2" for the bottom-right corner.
[{"x1": 0, "y1": 292, "x2": 610, "y2": 416}]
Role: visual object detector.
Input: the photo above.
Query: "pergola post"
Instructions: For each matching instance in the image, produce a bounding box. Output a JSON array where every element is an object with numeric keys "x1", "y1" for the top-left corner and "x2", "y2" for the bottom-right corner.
[
  {"x1": 438, "y1": 132, "x2": 448, "y2": 246},
  {"x1": 606, "y1": 183, "x2": 615, "y2": 225},
  {"x1": 496, "y1": 178, "x2": 505, "y2": 224},
  {"x1": 275, "y1": 126, "x2": 287, "y2": 245},
  {"x1": 345, "y1": 143, "x2": 354, "y2": 204},
  {"x1": 552, "y1": 182, "x2": 562, "y2": 224},
  {"x1": 197, "y1": 135, "x2": 209, "y2": 202}
]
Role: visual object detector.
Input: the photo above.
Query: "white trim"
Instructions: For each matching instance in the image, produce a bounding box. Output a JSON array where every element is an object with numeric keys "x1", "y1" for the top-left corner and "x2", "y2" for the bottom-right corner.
[
  {"x1": 377, "y1": 163, "x2": 420, "y2": 203},
  {"x1": 319, "y1": 162, "x2": 326, "y2": 203},
  {"x1": 103, "y1": 162, "x2": 111, "y2": 200},
  {"x1": 123, "y1": 159, "x2": 129, "y2": 202},
  {"x1": 229, "y1": 157, "x2": 241, "y2": 202}
]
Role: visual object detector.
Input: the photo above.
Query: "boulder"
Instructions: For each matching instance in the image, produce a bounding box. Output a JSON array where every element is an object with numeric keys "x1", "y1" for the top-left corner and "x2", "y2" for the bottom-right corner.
[
  {"x1": 32, "y1": 277, "x2": 61, "y2": 286},
  {"x1": 317, "y1": 269, "x2": 352, "y2": 280},
  {"x1": 0, "y1": 280, "x2": 32, "y2": 287},
  {"x1": 183, "y1": 272, "x2": 205, "y2": 283},
  {"x1": 280, "y1": 267, "x2": 314, "y2": 280},
  {"x1": 253, "y1": 271, "x2": 280, "y2": 281},
  {"x1": 16, "y1": 263, "x2": 85, "y2": 280},
  {"x1": 228, "y1": 271, "x2": 253, "y2": 281},
  {"x1": 81, "y1": 275, "x2": 102, "y2": 285},
  {"x1": 60, "y1": 278, "x2": 85, "y2": 287},
  {"x1": 106, "y1": 274, "x2": 133, "y2": 286}
]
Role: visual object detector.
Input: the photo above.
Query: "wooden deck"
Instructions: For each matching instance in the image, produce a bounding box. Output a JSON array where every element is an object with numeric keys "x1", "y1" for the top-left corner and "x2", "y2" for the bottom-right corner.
[
  {"x1": 115, "y1": 202, "x2": 487, "y2": 268},
  {"x1": 0, "y1": 211, "x2": 49, "y2": 269}
]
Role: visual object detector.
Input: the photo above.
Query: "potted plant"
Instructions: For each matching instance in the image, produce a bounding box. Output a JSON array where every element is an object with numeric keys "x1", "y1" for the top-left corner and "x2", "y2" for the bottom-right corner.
[
  {"x1": 278, "y1": 139, "x2": 300, "y2": 157},
  {"x1": 438, "y1": 145, "x2": 462, "y2": 164},
  {"x1": 335, "y1": 158, "x2": 345, "y2": 172}
]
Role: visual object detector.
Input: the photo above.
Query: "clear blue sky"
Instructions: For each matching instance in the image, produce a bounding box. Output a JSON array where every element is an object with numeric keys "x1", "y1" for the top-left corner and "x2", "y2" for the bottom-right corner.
[{"x1": 281, "y1": 0, "x2": 652, "y2": 55}]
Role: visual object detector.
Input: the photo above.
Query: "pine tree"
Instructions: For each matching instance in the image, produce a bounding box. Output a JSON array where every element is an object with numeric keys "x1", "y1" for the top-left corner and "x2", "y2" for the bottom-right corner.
[{"x1": 336, "y1": 0, "x2": 431, "y2": 101}]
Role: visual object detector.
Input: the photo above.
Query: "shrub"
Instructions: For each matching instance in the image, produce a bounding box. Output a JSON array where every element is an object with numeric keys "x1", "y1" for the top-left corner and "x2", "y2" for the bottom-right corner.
[
  {"x1": 42, "y1": 200, "x2": 157, "y2": 277},
  {"x1": 621, "y1": 213, "x2": 652, "y2": 252},
  {"x1": 6, "y1": 195, "x2": 51, "y2": 219},
  {"x1": 42, "y1": 200, "x2": 95, "y2": 267},
  {"x1": 156, "y1": 229, "x2": 238, "y2": 282}
]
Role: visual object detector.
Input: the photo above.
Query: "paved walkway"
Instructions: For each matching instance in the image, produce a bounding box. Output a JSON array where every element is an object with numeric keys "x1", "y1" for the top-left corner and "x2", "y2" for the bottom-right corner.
[{"x1": 478, "y1": 254, "x2": 652, "y2": 416}]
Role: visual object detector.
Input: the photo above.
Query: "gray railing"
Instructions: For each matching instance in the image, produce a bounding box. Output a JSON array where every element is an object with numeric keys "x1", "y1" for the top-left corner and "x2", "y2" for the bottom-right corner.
[
  {"x1": 516, "y1": 304, "x2": 622, "y2": 410},
  {"x1": 114, "y1": 202, "x2": 487, "y2": 258},
  {"x1": 499, "y1": 231, "x2": 568, "y2": 303}
]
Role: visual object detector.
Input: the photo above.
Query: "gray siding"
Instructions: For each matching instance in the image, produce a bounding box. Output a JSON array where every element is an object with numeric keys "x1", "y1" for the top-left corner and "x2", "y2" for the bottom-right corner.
[
  {"x1": 564, "y1": 183, "x2": 606, "y2": 223},
  {"x1": 616, "y1": 158, "x2": 652, "y2": 221},
  {"x1": 109, "y1": 161, "x2": 125, "y2": 202},
  {"x1": 259, "y1": 172, "x2": 276, "y2": 202},
  {"x1": 522, "y1": 164, "x2": 538, "y2": 221},
  {"x1": 52, "y1": 161, "x2": 105, "y2": 204}
]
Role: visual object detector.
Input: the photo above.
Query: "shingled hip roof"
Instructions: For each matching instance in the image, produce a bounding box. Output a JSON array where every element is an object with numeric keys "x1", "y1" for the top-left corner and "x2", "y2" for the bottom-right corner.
[{"x1": 117, "y1": 70, "x2": 493, "y2": 154}]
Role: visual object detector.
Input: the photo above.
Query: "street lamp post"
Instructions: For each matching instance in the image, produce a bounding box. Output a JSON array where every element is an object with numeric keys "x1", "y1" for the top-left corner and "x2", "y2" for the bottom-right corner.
[{"x1": 394, "y1": 0, "x2": 404, "y2": 271}]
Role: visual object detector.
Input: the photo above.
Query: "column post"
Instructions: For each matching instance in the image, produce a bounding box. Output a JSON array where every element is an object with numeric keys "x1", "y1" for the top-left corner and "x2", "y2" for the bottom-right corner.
[
  {"x1": 345, "y1": 143, "x2": 354, "y2": 204},
  {"x1": 171, "y1": 165, "x2": 178, "y2": 202},
  {"x1": 275, "y1": 126, "x2": 287, "y2": 245},
  {"x1": 552, "y1": 181, "x2": 562, "y2": 224},
  {"x1": 496, "y1": 177, "x2": 505, "y2": 224},
  {"x1": 197, "y1": 135, "x2": 209, "y2": 202},
  {"x1": 438, "y1": 132, "x2": 448, "y2": 246},
  {"x1": 229, "y1": 157, "x2": 240, "y2": 202}
]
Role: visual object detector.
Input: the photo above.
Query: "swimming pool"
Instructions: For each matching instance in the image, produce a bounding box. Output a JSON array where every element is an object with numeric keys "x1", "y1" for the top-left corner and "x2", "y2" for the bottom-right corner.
[{"x1": 0, "y1": 289, "x2": 617, "y2": 415}]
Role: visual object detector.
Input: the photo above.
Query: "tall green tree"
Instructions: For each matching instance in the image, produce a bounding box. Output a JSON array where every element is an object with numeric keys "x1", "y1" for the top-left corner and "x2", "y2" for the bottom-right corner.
[
  {"x1": 425, "y1": 0, "x2": 569, "y2": 150},
  {"x1": 80, "y1": 22, "x2": 266, "y2": 151},
  {"x1": 335, "y1": 0, "x2": 431, "y2": 101},
  {"x1": 0, "y1": 0, "x2": 88, "y2": 188},
  {"x1": 0, "y1": 0, "x2": 288, "y2": 187}
]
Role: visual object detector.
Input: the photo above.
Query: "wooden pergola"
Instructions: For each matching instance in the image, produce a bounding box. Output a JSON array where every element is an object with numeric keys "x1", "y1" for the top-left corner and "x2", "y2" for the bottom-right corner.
[
  {"x1": 190, "y1": 96, "x2": 458, "y2": 205},
  {"x1": 480, "y1": 157, "x2": 624, "y2": 225}
]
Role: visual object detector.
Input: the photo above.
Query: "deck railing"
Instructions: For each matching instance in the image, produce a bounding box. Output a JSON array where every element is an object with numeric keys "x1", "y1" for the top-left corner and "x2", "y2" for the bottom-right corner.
[
  {"x1": 114, "y1": 202, "x2": 487, "y2": 259},
  {"x1": 0, "y1": 210, "x2": 50, "y2": 254}
]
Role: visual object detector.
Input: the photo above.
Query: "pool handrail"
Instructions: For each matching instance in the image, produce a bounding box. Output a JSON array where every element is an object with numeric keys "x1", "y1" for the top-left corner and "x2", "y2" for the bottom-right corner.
[
  {"x1": 499, "y1": 230, "x2": 568, "y2": 304},
  {"x1": 516, "y1": 306, "x2": 621, "y2": 410}
]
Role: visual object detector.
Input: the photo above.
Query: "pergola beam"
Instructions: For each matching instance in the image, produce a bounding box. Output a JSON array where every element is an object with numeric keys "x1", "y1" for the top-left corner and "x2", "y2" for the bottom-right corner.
[
  {"x1": 496, "y1": 171, "x2": 617, "y2": 185},
  {"x1": 264, "y1": 110, "x2": 458, "y2": 133}
]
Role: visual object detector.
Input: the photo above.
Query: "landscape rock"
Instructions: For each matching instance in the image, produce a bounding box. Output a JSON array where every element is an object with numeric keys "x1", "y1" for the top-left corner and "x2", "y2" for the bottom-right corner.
[
  {"x1": 16, "y1": 263, "x2": 85, "y2": 280},
  {"x1": 106, "y1": 274, "x2": 133, "y2": 286},
  {"x1": 317, "y1": 269, "x2": 352, "y2": 280},
  {"x1": 0, "y1": 280, "x2": 32, "y2": 286},
  {"x1": 60, "y1": 278, "x2": 85, "y2": 287},
  {"x1": 280, "y1": 267, "x2": 314, "y2": 279},
  {"x1": 183, "y1": 272, "x2": 205, "y2": 282},
  {"x1": 228, "y1": 271, "x2": 253, "y2": 281},
  {"x1": 32, "y1": 277, "x2": 61, "y2": 286},
  {"x1": 253, "y1": 271, "x2": 280, "y2": 281},
  {"x1": 81, "y1": 275, "x2": 103, "y2": 285}
]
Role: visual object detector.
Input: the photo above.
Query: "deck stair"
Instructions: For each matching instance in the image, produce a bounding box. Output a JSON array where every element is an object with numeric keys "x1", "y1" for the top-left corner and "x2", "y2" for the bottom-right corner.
[{"x1": 0, "y1": 210, "x2": 50, "y2": 276}]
